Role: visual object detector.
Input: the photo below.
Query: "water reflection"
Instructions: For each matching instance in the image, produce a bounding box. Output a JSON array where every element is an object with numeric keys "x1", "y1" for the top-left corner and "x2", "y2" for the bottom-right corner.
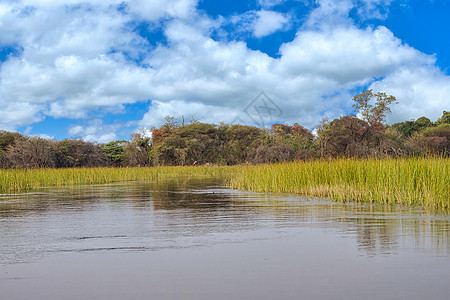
[
  {"x1": 1, "y1": 178, "x2": 450, "y2": 300},
  {"x1": 1, "y1": 177, "x2": 448, "y2": 263},
  {"x1": 237, "y1": 195, "x2": 450, "y2": 256}
]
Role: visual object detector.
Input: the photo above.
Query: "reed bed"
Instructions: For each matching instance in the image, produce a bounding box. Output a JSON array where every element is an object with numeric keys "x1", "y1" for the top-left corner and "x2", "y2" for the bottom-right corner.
[
  {"x1": 229, "y1": 157, "x2": 449, "y2": 210},
  {"x1": 0, "y1": 166, "x2": 231, "y2": 194},
  {"x1": 1, "y1": 158, "x2": 448, "y2": 210}
]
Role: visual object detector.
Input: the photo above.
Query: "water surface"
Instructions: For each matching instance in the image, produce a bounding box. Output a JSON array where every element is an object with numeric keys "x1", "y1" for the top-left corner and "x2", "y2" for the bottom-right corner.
[{"x1": 1, "y1": 178, "x2": 449, "y2": 299}]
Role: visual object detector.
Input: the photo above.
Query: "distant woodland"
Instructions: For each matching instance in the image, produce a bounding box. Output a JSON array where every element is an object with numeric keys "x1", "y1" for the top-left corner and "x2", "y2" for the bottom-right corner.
[{"x1": 1, "y1": 90, "x2": 449, "y2": 169}]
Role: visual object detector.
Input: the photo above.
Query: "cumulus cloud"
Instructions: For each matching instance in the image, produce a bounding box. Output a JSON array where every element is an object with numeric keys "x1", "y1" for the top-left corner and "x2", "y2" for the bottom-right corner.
[
  {"x1": 370, "y1": 66, "x2": 450, "y2": 123},
  {"x1": 276, "y1": 25, "x2": 434, "y2": 84},
  {"x1": 0, "y1": 0, "x2": 449, "y2": 141},
  {"x1": 254, "y1": 10, "x2": 291, "y2": 38},
  {"x1": 231, "y1": 10, "x2": 291, "y2": 38},
  {"x1": 68, "y1": 119, "x2": 121, "y2": 143},
  {"x1": 138, "y1": 18, "x2": 446, "y2": 128},
  {"x1": 140, "y1": 100, "x2": 238, "y2": 128}
]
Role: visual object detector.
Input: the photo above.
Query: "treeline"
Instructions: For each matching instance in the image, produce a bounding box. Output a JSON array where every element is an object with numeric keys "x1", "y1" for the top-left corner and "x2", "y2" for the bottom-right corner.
[{"x1": 0, "y1": 91, "x2": 449, "y2": 169}]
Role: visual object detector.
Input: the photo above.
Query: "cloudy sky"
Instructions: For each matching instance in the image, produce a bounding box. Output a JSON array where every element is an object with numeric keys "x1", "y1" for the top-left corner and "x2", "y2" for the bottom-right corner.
[{"x1": 0, "y1": 0, "x2": 449, "y2": 142}]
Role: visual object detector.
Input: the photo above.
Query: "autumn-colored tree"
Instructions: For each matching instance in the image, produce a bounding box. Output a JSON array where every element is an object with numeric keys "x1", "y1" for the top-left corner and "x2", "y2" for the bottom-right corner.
[{"x1": 317, "y1": 116, "x2": 371, "y2": 157}]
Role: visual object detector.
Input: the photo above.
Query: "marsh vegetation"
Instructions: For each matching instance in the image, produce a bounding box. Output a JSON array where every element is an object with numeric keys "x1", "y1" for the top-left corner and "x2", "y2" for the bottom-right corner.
[{"x1": 0, "y1": 157, "x2": 448, "y2": 210}]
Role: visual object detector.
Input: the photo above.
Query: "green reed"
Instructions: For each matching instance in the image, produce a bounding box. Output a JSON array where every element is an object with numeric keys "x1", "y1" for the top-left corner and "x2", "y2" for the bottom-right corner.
[
  {"x1": 0, "y1": 166, "x2": 231, "y2": 194},
  {"x1": 229, "y1": 157, "x2": 449, "y2": 210},
  {"x1": 1, "y1": 158, "x2": 448, "y2": 210}
]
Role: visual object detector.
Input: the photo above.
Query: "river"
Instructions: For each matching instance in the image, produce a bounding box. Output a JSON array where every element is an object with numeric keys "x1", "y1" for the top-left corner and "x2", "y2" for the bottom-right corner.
[{"x1": 1, "y1": 178, "x2": 449, "y2": 299}]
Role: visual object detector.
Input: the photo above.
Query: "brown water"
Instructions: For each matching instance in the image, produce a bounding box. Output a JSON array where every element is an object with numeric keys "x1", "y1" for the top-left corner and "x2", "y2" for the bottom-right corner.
[{"x1": 1, "y1": 178, "x2": 449, "y2": 300}]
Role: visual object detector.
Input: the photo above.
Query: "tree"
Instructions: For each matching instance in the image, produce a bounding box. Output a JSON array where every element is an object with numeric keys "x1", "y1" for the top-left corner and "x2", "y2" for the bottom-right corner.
[
  {"x1": 225, "y1": 125, "x2": 267, "y2": 164},
  {"x1": 352, "y1": 89, "x2": 397, "y2": 125},
  {"x1": 101, "y1": 141, "x2": 126, "y2": 166},
  {"x1": 6, "y1": 137, "x2": 55, "y2": 168},
  {"x1": 124, "y1": 130, "x2": 152, "y2": 167},
  {"x1": 151, "y1": 123, "x2": 222, "y2": 166},
  {"x1": 0, "y1": 131, "x2": 24, "y2": 168},
  {"x1": 317, "y1": 116, "x2": 372, "y2": 157},
  {"x1": 253, "y1": 144, "x2": 293, "y2": 164},
  {"x1": 391, "y1": 116, "x2": 432, "y2": 139},
  {"x1": 435, "y1": 111, "x2": 450, "y2": 125},
  {"x1": 52, "y1": 139, "x2": 104, "y2": 168}
]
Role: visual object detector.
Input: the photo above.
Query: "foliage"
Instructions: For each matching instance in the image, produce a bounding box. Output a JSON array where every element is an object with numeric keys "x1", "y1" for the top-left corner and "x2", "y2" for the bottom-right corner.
[
  {"x1": 0, "y1": 165, "x2": 233, "y2": 194},
  {"x1": 435, "y1": 111, "x2": 450, "y2": 125},
  {"x1": 391, "y1": 116, "x2": 432, "y2": 138},
  {"x1": 352, "y1": 89, "x2": 397, "y2": 125},
  {"x1": 317, "y1": 115, "x2": 372, "y2": 157},
  {"x1": 124, "y1": 130, "x2": 152, "y2": 167},
  {"x1": 52, "y1": 139, "x2": 104, "y2": 168},
  {"x1": 100, "y1": 141, "x2": 127, "y2": 166}
]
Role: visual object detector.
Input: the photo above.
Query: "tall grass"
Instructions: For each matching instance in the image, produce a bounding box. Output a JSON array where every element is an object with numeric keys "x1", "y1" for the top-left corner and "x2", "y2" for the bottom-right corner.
[
  {"x1": 0, "y1": 166, "x2": 231, "y2": 194},
  {"x1": 1, "y1": 158, "x2": 448, "y2": 210},
  {"x1": 229, "y1": 157, "x2": 449, "y2": 210}
]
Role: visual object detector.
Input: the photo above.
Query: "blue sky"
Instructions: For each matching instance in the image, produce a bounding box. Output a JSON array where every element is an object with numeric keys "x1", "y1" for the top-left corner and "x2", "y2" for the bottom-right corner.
[{"x1": 0, "y1": 0, "x2": 449, "y2": 142}]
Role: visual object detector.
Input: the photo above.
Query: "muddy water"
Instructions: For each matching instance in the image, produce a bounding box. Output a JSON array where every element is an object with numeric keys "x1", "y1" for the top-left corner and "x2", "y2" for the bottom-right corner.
[{"x1": 1, "y1": 178, "x2": 449, "y2": 299}]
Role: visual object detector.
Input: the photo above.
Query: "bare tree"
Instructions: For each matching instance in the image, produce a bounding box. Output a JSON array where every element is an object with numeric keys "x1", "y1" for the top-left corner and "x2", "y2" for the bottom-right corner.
[{"x1": 6, "y1": 137, "x2": 55, "y2": 168}]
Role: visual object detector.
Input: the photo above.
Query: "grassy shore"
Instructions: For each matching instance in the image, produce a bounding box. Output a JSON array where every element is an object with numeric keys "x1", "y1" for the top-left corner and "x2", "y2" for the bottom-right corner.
[
  {"x1": 0, "y1": 157, "x2": 448, "y2": 210},
  {"x1": 0, "y1": 166, "x2": 231, "y2": 194},
  {"x1": 229, "y1": 157, "x2": 449, "y2": 210}
]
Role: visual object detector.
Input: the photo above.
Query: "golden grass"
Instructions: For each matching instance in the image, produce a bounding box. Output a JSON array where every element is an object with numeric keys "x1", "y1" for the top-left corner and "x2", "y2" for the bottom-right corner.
[
  {"x1": 229, "y1": 157, "x2": 450, "y2": 210},
  {"x1": 1, "y1": 157, "x2": 448, "y2": 210},
  {"x1": 0, "y1": 166, "x2": 231, "y2": 194}
]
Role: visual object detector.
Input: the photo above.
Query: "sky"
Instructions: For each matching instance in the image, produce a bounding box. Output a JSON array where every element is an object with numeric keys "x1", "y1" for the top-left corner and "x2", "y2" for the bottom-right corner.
[{"x1": 0, "y1": 0, "x2": 449, "y2": 142}]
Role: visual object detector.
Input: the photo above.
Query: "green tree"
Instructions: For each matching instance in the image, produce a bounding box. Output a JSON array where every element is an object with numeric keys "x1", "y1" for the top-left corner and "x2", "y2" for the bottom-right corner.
[
  {"x1": 392, "y1": 117, "x2": 432, "y2": 139},
  {"x1": 435, "y1": 111, "x2": 450, "y2": 125},
  {"x1": 52, "y1": 139, "x2": 104, "y2": 168},
  {"x1": 100, "y1": 141, "x2": 126, "y2": 166},
  {"x1": 352, "y1": 89, "x2": 398, "y2": 125}
]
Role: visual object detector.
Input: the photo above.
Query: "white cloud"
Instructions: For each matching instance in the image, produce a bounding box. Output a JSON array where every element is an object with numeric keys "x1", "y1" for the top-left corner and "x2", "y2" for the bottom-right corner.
[
  {"x1": 126, "y1": 0, "x2": 198, "y2": 21},
  {"x1": 258, "y1": 0, "x2": 287, "y2": 8},
  {"x1": 136, "y1": 18, "x2": 446, "y2": 129},
  {"x1": 370, "y1": 66, "x2": 450, "y2": 123},
  {"x1": 68, "y1": 119, "x2": 120, "y2": 143},
  {"x1": 276, "y1": 25, "x2": 434, "y2": 84},
  {"x1": 305, "y1": 0, "x2": 395, "y2": 29},
  {"x1": 0, "y1": 98, "x2": 45, "y2": 129},
  {"x1": 254, "y1": 10, "x2": 290, "y2": 38},
  {"x1": 231, "y1": 10, "x2": 290, "y2": 38},
  {"x1": 31, "y1": 133, "x2": 55, "y2": 140},
  {"x1": 355, "y1": 0, "x2": 393, "y2": 20},
  {"x1": 140, "y1": 100, "x2": 238, "y2": 128},
  {"x1": 0, "y1": 0, "x2": 449, "y2": 142}
]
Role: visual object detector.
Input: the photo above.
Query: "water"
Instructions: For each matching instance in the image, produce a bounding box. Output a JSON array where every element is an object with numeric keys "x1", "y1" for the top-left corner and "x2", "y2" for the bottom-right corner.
[{"x1": 1, "y1": 178, "x2": 449, "y2": 299}]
